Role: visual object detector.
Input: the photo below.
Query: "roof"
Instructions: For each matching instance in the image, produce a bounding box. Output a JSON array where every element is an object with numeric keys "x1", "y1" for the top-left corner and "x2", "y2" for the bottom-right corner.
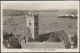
[
  {"x1": 39, "y1": 30, "x2": 68, "y2": 42},
  {"x1": 39, "y1": 30, "x2": 65, "y2": 36}
]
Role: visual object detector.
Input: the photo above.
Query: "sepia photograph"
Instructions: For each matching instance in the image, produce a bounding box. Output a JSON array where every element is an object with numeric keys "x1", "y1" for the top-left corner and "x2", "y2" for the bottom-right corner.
[
  {"x1": 2, "y1": 52, "x2": 78, "y2": 53},
  {"x1": 1, "y1": 1, "x2": 79, "y2": 52}
]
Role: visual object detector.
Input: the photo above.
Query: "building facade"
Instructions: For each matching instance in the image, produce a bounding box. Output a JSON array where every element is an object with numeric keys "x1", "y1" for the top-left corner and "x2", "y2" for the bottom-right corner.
[{"x1": 26, "y1": 12, "x2": 39, "y2": 40}]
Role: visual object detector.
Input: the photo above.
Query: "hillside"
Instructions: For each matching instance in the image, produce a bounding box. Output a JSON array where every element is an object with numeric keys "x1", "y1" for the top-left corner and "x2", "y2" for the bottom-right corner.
[
  {"x1": 3, "y1": 9, "x2": 28, "y2": 16},
  {"x1": 3, "y1": 9, "x2": 77, "y2": 16}
]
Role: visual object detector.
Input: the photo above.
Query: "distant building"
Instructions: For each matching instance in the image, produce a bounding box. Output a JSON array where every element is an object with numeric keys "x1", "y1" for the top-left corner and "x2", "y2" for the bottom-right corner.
[{"x1": 58, "y1": 14, "x2": 77, "y2": 19}]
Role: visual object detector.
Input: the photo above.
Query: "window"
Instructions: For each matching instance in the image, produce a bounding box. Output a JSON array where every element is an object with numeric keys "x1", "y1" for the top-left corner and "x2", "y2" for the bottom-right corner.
[
  {"x1": 29, "y1": 22, "x2": 31, "y2": 26},
  {"x1": 29, "y1": 19, "x2": 31, "y2": 26}
]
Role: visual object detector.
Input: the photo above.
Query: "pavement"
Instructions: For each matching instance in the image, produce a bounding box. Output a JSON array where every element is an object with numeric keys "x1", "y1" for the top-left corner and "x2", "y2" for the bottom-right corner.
[{"x1": 21, "y1": 42, "x2": 65, "y2": 49}]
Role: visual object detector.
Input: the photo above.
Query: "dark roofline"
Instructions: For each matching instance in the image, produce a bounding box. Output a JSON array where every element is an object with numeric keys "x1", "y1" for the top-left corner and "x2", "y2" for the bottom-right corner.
[{"x1": 39, "y1": 30, "x2": 64, "y2": 36}]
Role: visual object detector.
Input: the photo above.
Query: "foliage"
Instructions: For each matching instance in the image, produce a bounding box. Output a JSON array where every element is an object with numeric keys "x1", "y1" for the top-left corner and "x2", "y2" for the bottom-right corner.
[
  {"x1": 71, "y1": 34, "x2": 77, "y2": 48},
  {"x1": 9, "y1": 36, "x2": 21, "y2": 48},
  {"x1": 3, "y1": 31, "x2": 14, "y2": 40}
]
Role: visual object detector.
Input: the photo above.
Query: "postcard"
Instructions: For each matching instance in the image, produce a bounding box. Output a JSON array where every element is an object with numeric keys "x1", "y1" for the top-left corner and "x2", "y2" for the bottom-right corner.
[{"x1": 1, "y1": 1, "x2": 79, "y2": 52}]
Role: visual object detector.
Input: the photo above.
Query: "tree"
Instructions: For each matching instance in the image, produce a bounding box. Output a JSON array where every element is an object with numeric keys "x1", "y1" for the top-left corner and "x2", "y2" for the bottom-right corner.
[
  {"x1": 71, "y1": 34, "x2": 77, "y2": 48},
  {"x1": 9, "y1": 36, "x2": 21, "y2": 48}
]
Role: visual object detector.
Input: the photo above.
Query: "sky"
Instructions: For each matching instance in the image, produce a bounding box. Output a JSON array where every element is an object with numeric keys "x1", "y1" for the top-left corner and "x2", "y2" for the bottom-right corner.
[{"x1": 2, "y1": 1, "x2": 79, "y2": 10}]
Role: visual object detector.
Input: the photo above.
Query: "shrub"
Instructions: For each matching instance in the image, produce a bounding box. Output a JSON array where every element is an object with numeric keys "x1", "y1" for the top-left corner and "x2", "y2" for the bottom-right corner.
[
  {"x1": 9, "y1": 36, "x2": 21, "y2": 48},
  {"x1": 71, "y1": 34, "x2": 77, "y2": 48}
]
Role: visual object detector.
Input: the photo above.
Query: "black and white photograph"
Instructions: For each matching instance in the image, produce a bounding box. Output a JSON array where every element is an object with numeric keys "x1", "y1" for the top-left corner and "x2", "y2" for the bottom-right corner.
[{"x1": 1, "y1": 1, "x2": 79, "y2": 52}]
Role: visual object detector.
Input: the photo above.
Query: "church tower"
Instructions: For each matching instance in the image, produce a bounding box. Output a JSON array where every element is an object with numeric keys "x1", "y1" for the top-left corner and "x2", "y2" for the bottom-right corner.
[{"x1": 26, "y1": 11, "x2": 39, "y2": 40}]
